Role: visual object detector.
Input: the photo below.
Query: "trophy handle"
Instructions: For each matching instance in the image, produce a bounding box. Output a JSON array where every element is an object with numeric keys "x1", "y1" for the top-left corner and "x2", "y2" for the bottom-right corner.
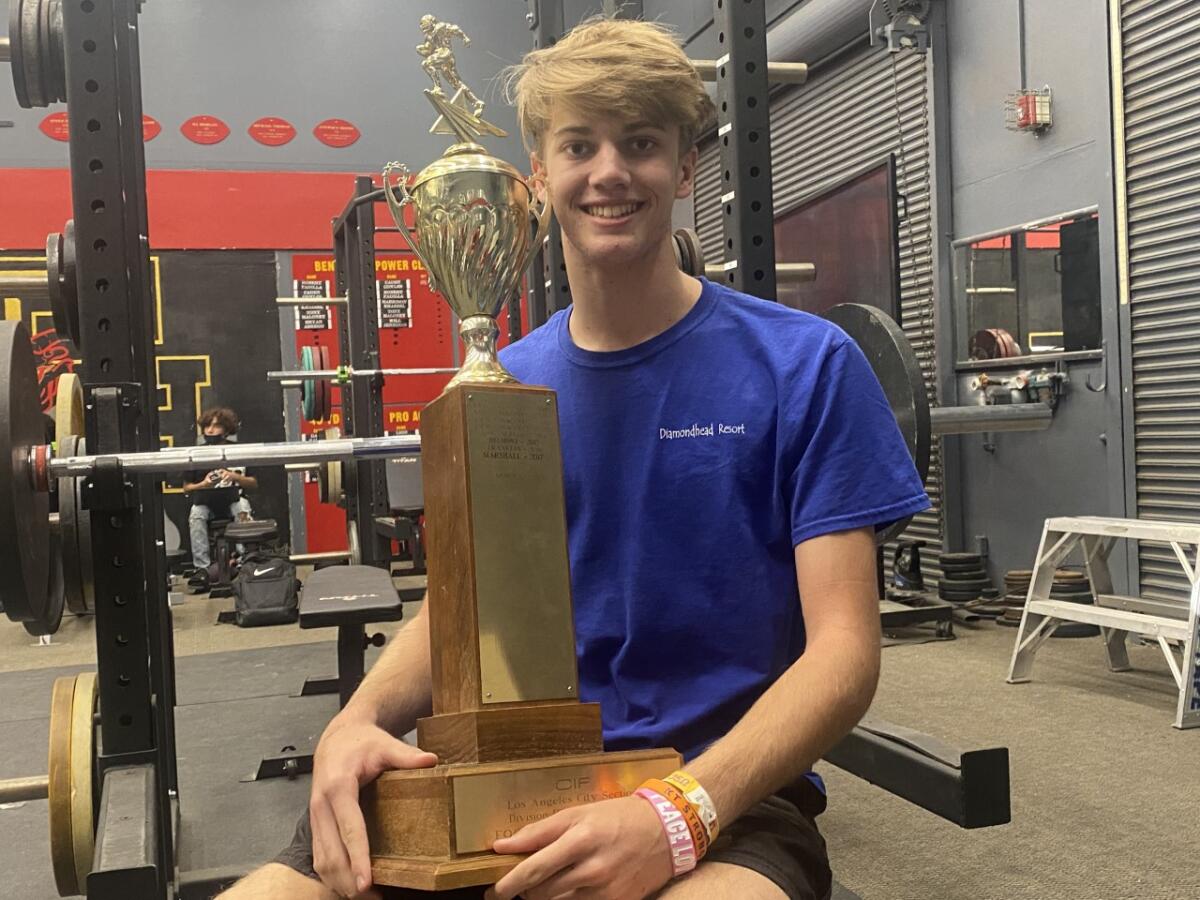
[
  {"x1": 382, "y1": 162, "x2": 438, "y2": 288},
  {"x1": 522, "y1": 177, "x2": 554, "y2": 277}
]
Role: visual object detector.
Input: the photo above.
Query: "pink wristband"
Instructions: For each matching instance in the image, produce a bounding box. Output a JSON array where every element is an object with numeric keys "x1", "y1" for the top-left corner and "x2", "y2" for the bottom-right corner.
[{"x1": 635, "y1": 787, "x2": 698, "y2": 876}]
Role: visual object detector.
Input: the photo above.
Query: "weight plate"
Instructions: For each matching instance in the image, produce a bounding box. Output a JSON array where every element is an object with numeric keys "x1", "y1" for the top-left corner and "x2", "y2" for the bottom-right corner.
[
  {"x1": 823, "y1": 303, "x2": 930, "y2": 544},
  {"x1": 48, "y1": 672, "x2": 97, "y2": 897},
  {"x1": 675, "y1": 227, "x2": 706, "y2": 278},
  {"x1": 0, "y1": 320, "x2": 52, "y2": 629},
  {"x1": 74, "y1": 439, "x2": 95, "y2": 613},
  {"x1": 54, "y1": 372, "x2": 84, "y2": 442},
  {"x1": 329, "y1": 461, "x2": 344, "y2": 507},
  {"x1": 47, "y1": 674, "x2": 76, "y2": 895},
  {"x1": 68, "y1": 671, "x2": 97, "y2": 894},
  {"x1": 300, "y1": 346, "x2": 317, "y2": 421},
  {"x1": 58, "y1": 436, "x2": 87, "y2": 615},
  {"x1": 25, "y1": 527, "x2": 65, "y2": 636},
  {"x1": 17, "y1": 0, "x2": 47, "y2": 108},
  {"x1": 938, "y1": 576, "x2": 992, "y2": 590},
  {"x1": 8, "y1": 0, "x2": 30, "y2": 107},
  {"x1": 45, "y1": 0, "x2": 65, "y2": 105},
  {"x1": 317, "y1": 345, "x2": 332, "y2": 422},
  {"x1": 671, "y1": 231, "x2": 684, "y2": 272},
  {"x1": 939, "y1": 552, "x2": 982, "y2": 564}
]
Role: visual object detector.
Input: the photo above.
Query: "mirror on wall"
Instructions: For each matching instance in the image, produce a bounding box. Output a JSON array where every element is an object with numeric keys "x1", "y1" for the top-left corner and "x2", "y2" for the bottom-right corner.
[{"x1": 953, "y1": 211, "x2": 1101, "y2": 361}]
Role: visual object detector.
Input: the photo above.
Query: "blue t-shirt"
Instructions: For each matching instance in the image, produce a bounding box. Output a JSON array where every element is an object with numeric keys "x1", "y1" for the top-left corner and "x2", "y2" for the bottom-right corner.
[{"x1": 499, "y1": 278, "x2": 929, "y2": 764}]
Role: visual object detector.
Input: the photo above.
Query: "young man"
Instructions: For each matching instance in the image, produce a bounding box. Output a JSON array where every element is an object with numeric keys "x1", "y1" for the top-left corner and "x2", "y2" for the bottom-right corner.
[
  {"x1": 183, "y1": 406, "x2": 257, "y2": 580},
  {"x1": 222, "y1": 17, "x2": 927, "y2": 900}
]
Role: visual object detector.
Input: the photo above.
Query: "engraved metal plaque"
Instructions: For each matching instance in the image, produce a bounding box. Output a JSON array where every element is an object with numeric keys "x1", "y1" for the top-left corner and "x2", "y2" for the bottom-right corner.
[
  {"x1": 466, "y1": 389, "x2": 577, "y2": 704},
  {"x1": 452, "y1": 754, "x2": 679, "y2": 853}
]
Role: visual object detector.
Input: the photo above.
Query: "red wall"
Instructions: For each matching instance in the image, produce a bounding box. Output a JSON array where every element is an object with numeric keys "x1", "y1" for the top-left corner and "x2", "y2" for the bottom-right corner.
[{"x1": 0, "y1": 167, "x2": 418, "y2": 251}]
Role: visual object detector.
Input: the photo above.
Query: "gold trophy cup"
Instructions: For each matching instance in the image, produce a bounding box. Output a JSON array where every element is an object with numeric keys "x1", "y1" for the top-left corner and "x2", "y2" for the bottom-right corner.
[{"x1": 363, "y1": 18, "x2": 680, "y2": 891}]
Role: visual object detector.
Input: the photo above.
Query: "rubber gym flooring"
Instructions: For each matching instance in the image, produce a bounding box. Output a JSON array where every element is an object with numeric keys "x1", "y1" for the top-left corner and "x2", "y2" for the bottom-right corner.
[{"x1": 1, "y1": 594, "x2": 1197, "y2": 899}]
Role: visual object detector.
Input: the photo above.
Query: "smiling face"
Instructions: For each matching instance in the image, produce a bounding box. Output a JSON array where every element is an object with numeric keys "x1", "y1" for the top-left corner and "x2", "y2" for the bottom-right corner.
[{"x1": 533, "y1": 104, "x2": 697, "y2": 272}]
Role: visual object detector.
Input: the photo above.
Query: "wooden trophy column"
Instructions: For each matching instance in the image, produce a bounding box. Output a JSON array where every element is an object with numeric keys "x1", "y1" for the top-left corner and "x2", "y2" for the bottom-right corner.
[{"x1": 365, "y1": 382, "x2": 680, "y2": 890}]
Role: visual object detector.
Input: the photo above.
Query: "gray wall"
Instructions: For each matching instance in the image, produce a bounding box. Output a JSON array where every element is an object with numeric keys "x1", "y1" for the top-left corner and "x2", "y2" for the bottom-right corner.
[
  {"x1": 1, "y1": 0, "x2": 532, "y2": 171},
  {"x1": 943, "y1": 0, "x2": 1129, "y2": 586}
]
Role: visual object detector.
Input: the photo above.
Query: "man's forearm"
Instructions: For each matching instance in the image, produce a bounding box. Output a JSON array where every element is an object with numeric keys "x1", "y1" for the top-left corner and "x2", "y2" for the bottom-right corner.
[
  {"x1": 339, "y1": 599, "x2": 434, "y2": 737},
  {"x1": 686, "y1": 625, "x2": 880, "y2": 825}
]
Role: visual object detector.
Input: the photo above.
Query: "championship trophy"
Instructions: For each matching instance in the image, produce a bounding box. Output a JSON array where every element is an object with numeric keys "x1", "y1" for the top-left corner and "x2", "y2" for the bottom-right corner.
[{"x1": 364, "y1": 17, "x2": 679, "y2": 890}]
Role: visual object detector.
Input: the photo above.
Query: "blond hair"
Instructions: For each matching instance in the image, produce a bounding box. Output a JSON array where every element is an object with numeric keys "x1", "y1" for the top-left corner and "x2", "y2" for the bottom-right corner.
[{"x1": 505, "y1": 17, "x2": 715, "y2": 154}]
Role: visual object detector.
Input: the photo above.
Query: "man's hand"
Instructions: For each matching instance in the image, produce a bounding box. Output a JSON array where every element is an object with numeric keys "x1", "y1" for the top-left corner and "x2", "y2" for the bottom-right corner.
[
  {"x1": 309, "y1": 714, "x2": 438, "y2": 897},
  {"x1": 486, "y1": 795, "x2": 673, "y2": 900}
]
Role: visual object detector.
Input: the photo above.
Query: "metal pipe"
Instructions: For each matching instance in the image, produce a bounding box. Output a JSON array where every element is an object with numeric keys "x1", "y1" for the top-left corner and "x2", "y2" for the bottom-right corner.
[
  {"x1": 705, "y1": 262, "x2": 816, "y2": 283},
  {"x1": 0, "y1": 273, "x2": 48, "y2": 290},
  {"x1": 266, "y1": 367, "x2": 459, "y2": 382},
  {"x1": 45, "y1": 434, "x2": 421, "y2": 480},
  {"x1": 276, "y1": 296, "x2": 347, "y2": 306},
  {"x1": 0, "y1": 37, "x2": 10, "y2": 64},
  {"x1": 0, "y1": 774, "x2": 49, "y2": 804},
  {"x1": 289, "y1": 550, "x2": 351, "y2": 565},
  {"x1": 691, "y1": 58, "x2": 809, "y2": 84},
  {"x1": 931, "y1": 403, "x2": 1053, "y2": 435}
]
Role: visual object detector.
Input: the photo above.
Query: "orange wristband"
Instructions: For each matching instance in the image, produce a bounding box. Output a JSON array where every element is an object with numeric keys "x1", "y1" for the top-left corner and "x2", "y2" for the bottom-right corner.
[
  {"x1": 662, "y1": 770, "x2": 720, "y2": 842},
  {"x1": 639, "y1": 778, "x2": 710, "y2": 859}
]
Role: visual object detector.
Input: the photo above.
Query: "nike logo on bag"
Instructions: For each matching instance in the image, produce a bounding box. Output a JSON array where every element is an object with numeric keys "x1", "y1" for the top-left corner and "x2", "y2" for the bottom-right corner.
[{"x1": 253, "y1": 567, "x2": 278, "y2": 577}]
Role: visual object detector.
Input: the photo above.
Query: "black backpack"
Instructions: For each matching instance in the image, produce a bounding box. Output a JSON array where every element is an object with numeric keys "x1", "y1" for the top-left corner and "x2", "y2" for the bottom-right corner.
[{"x1": 232, "y1": 552, "x2": 299, "y2": 627}]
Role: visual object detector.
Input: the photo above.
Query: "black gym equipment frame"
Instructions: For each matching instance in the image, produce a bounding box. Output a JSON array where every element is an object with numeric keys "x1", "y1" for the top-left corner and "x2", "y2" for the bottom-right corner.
[
  {"x1": 56, "y1": 0, "x2": 174, "y2": 895},
  {"x1": 331, "y1": 178, "x2": 391, "y2": 569}
]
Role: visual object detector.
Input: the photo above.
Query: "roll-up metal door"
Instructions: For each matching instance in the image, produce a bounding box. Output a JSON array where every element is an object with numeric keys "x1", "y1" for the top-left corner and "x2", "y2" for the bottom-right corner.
[
  {"x1": 694, "y1": 45, "x2": 943, "y2": 565},
  {"x1": 1114, "y1": 0, "x2": 1200, "y2": 601}
]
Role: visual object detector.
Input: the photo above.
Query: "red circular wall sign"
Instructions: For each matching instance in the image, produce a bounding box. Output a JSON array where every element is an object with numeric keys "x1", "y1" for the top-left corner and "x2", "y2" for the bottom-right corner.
[
  {"x1": 39, "y1": 112, "x2": 70, "y2": 141},
  {"x1": 248, "y1": 116, "x2": 297, "y2": 147},
  {"x1": 180, "y1": 115, "x2": 231, "y2": 145},
  {"x1": 142, "y1": 115, "x2": 162, "y2": 142},
  {"x1": 313, "y1": 118, "x2": 361, "y2": 148}
]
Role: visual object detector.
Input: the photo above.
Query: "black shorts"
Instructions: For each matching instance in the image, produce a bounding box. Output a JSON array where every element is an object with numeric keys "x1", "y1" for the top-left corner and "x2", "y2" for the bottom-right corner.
[{"x1": 275, "y1": 777, "x2": 831, "y2": 900}]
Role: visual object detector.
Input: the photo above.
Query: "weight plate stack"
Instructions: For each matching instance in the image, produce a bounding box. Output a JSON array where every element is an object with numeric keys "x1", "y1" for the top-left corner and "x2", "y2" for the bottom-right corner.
[
  {"x1": 1048, "y1": 569, "x2": 1099, "y2": 639},
  {"x1": 936, "y1": 552, "x2": 995, "y2": 605},
  {"x1": 998, "y1": 569, "x2": 1034, "y2": 627}
]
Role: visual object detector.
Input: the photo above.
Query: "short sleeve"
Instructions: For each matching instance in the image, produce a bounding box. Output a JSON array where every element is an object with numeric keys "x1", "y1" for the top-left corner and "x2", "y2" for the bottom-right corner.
[{"x1": 784, "y1": 338, "x2": 930, "y2": 546}]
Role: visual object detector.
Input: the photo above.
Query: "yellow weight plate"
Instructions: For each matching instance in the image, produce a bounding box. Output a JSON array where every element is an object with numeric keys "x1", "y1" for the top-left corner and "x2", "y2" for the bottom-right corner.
[
  {"x1": 54, "y1": 373, "x2": 84, "y2": 441},
  {"x1": 47, "y1": 675, "x2": 77, "y2": 896},
  {"x1": 69, "y1": 672, "x2": 97, "y2": 893}
]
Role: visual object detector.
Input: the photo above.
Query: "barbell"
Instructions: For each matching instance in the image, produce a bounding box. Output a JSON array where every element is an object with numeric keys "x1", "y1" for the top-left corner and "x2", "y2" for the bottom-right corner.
[{"x1": 1, "y1": 320, "x2": 421, "y2": 635}]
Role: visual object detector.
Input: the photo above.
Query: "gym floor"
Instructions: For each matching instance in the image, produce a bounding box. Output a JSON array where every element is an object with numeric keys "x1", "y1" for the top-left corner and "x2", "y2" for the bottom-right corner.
[{"x1": 1, "y1": 598, "x2": 1196, "y2": 900}]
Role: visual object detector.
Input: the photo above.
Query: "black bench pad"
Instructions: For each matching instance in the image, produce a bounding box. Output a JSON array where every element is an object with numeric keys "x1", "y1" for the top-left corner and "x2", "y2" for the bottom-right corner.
[
  {"x1": 224, "y1": 518, "x2": 278, "y2": 541},
  {"x1": 299, "y1": 565, "x2": 403, "y2": 629}
]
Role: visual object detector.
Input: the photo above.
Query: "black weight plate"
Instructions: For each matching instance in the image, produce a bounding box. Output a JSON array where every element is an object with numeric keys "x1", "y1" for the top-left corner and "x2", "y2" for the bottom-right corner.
[
  {"x1": 676, "y1": 228, "x2": 705, "y2": 278},
  {"x1": 74, "y1": 438, "x2": 95, "y2": 612},
  {"x1": 58, "y1": 434, "x2": 87, "y2": 615},
  {"x1": 941, "y1": 564, "x2": 987, "y2": 575},
  {"x1": 938, "y1": 590, "x2": 983, "y2": 602},
  {"x1": 8, "y1": 0, "x2": 29, "y2": 107},
  {"x1": 25, "y1": 529, "x2": 65, "y2": 636},
  {"x1": 318, "y1": 346, "x2": 332, "y2": 422},
  {"x1": 939, "y1": 576, "x2": 992, "y2": 590},
  {"x1": 15, "y1": 0, "x2": 46, "y2": 108},
  {"x1": 62, "y1": 221, "x2": 79, "y2": 343},
  {"x1": 0, "y1": 320, "x2": 51, "y2": 627},
  {"x1": 823, "y1": 304, "x2": 930, "y2": 545},
  {"x1": 44, "y1": 0, "x2": 65, "y2": 104},
  {"x1": 939, "y1": 552, "x2": 982, "y2": 564}
]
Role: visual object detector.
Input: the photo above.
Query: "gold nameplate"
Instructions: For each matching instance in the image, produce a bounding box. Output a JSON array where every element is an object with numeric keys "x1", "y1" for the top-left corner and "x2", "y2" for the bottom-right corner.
[
  {"x1": 452, "y1": 751, "x2": 679, "y2": 853},
  {"x1": 466, "y1": 389, "x2": 577, "y2": 705}
]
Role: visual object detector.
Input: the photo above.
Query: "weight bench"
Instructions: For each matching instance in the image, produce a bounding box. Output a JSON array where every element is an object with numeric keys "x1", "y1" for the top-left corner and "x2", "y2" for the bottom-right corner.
[{"x1": 297, "y1": 564, "x2": 404, "y2": 708}]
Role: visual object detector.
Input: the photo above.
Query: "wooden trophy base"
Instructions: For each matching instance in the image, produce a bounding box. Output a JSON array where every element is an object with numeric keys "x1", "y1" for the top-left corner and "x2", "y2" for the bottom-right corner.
[{"x1": 365, "y1": 747, "x2": 681, "y2": 890}]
